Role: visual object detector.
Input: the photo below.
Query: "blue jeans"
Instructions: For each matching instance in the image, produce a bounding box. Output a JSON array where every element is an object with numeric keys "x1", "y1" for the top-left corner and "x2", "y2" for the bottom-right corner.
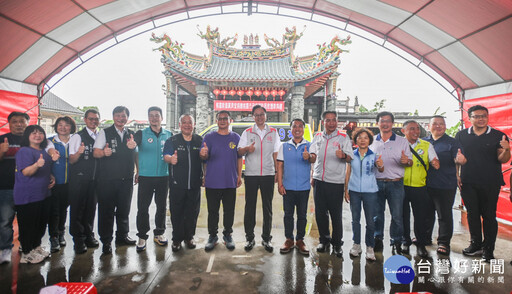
[
  {"x1": 0, "y1": 189, "x2": 15, "y2": 250},
  {"x1": 374, "y1": 180, "x2": 404, "y2": 245},
  {"x1": 349, "y1": 191, "x2": 377, "y2": 247},
  {"x1": 283, "y1": 190, "x2": 309, "y2": 241}
]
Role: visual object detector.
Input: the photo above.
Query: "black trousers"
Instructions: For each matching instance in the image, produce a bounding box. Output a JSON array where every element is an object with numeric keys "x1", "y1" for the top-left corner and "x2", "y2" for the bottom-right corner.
[
  {"x1": 314, "y1": 180, "x2": 344, "y2": 247},
  {"x1": 136, "y1": 176, "x2": 168, "y2": 240},
  {"x1": 69, "y1": 177, "x2": 97, "y2": 243},
  {"x1": 48, "y1": 183, "x2": 69, "y2": 237},
  {"x1": 169, "y1": 185, "x2": 201, "y2": 243},
  {"x1": 97, "y1": 178, "x2": 133, "y2": 244},
  {"x1": 16, "y1": 197, "x2": 50, "y2": 254},
  {"x1": 460, "y1": 184, "x2": 500, "y2": 251},
  {"x1": 244, "y1": 175, "x2": 275, "y2": 242},
  {"x1": 427, "y1": 187, "x2": 457, "y2": 246},
  {"x1": 206, "y1": 188, "x2": 236, "y2": 237},
  {"x1": 402, "y1": 186, "x2": 434, "y2": 246}
]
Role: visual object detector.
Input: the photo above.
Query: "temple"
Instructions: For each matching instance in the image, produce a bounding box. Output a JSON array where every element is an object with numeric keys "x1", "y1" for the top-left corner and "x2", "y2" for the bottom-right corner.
[{"x1": 151, "y1": 26, "x2": 351, "y2": 132}]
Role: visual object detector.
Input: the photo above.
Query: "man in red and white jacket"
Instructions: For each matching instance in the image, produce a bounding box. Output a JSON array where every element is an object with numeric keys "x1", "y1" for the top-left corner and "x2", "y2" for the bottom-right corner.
[{"x1": 238, "y1": 105, "x2": 281, "y2": 252}]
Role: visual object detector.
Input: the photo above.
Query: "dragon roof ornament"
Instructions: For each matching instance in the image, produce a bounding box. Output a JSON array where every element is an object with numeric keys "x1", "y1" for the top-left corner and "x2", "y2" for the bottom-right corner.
[
  {"x1": 264, "y1": 25, "x2": 305, "y2": 49},
  {"x1": 315, "y1": 35, "x2": 351, "y2": 67}
]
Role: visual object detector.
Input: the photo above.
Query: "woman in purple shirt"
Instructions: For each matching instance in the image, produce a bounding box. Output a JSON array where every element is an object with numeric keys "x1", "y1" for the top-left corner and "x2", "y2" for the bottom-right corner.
[{"x1": 14, "y1": 125, "x2": 55, "y2": 264}]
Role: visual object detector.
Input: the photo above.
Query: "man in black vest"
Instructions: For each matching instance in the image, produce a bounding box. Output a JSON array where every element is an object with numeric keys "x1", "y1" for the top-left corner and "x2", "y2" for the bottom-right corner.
[
  {"x1": 93, "y1": 106, "x2": 137, "y2": 254},
  {"x1": 68, "y1": 109, "x2": 101, "y2": 254},
  {"x1": 163, "y1": 114, "x2": 203, "y2": 251}
]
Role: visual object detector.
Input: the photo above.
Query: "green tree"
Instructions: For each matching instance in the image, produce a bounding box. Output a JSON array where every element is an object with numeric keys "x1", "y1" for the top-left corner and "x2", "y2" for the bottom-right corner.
[
  {"x1": 446, "y1": 121, "x2": 461, "y2": 137},
  {"x1": 359, "y1": 99, "x2": 386, "y2": 113}
]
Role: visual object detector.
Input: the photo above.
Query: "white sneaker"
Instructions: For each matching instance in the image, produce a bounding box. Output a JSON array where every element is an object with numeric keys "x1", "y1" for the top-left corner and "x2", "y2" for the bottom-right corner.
[
  {"x1": 136, "y1": 238, "x2": 146, "y2": 252},
  {"x1": 0, "y1": 248, "x2": 12, "y2": 264},
  {"x1": 34, "y1": 246, "x2": 50, "y2": 258},
  {"x1": 349, "y1": 244, "x2": 362, "y2": 257},
  {"x1": 154, "y1": 235, "x2": 168, "y2": 246},
  {"x1": 366, "y1": 246, "x2": 376, "y2": 261},
  {"x1": 20, "y1": 250, "x2": 44, "y2": 264}
]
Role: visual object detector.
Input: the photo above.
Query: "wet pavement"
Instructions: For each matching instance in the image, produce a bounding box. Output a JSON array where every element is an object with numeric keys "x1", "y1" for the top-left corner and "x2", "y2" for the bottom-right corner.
[{"x1": 1, "y1": 185, "x2": 511, "y2": 294}]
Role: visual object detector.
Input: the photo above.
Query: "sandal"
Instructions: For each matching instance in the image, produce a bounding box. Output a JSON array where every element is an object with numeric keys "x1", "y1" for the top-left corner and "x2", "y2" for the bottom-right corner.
[{"x1": 437, "y1": 244, "x2": 450, "y2": 255}]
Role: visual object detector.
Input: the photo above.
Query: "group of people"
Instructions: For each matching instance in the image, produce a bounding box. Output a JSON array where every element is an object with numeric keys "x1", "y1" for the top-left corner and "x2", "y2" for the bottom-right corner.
[{"x1": 0, "y1": 103, "x2": 509, "y2": 265}]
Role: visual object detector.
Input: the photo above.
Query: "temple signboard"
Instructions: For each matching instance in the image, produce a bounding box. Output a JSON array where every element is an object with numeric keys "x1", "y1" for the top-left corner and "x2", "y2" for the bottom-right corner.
[{"x1": 214, "y1": 101, "x2": 285, "y2": 112}]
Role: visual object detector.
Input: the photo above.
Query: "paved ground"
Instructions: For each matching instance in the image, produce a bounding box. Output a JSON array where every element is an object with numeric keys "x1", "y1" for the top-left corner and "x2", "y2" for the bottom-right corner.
[{"x1": 1, "y1": 185, "x2": 511, "y2": 294}]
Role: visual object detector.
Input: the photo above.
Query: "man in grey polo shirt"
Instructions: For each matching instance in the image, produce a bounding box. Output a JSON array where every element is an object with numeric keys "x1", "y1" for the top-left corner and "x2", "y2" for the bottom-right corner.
[{"x1": 370, "y1": 111, "x2": 412, "y2": 255}]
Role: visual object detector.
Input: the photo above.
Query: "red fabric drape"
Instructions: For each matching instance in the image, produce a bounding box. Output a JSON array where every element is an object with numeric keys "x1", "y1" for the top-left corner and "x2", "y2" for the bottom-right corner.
[{"x1": 0, "y1": 90, "x2": 39, "y2": 135}]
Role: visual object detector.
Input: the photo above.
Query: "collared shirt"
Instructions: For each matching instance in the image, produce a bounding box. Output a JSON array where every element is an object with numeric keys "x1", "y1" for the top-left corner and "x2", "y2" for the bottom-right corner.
[
  {"x1": 239, "y1": 123, "x2": 280, "y2": 152},
  {"x1": 310, "y1": 130, "x2": 354, "y2": 184},
  {"x1": 93, "y1": 127, "x2": 126, "y2": 149},
  {"x1": 69, "y1": 127, "x2": 99, "y2": 155},
  {"x1": 423, "y1": 133, "x2": 462, "y2": 189},
  {"x1": 370, "y1": 133, "x2": 412, "y2": 179}
]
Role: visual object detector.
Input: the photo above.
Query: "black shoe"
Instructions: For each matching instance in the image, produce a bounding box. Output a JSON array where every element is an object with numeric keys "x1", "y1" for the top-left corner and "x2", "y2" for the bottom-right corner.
[
  {"x1": 74, "y1": 242, "x2": 87, "y2": 254},
  {"x1": 185, "y1": 239, "x2": 196, "y2": 249},
  {"x1": 462, "y1": 242, "x2": 483, "y2": 256},
  {"x1": 224, "y1": 235, "x2": 236, "y2": 250},
  {"x1": 244, "y1": 239, "x2": 255, "y2": 251},
  {"x1": 50, "y1": 237, "x2": 61, "y2": 253},
  {"x1": 115, "y1": 236, "x2": 136, "y2": 246},
  {"x1": 374, "y1": 238, "x2": 383, "y2": 252},
  {"x1": 58, "y1": 234, "x2": 66, "y2": 247},
  {"x1": 172, "y1": 242, "x2": 182, "y2": 252},
  {"x1": 392, "y1": 243, "x2": 402, "y2": 255},
  {"x1": 262, "y1": 240, "x2": 273, "y2": 252},
  {"x1": 333, "y1": 245, "x2": 343, "y2": 258},
  {"x1": 316, "y1": 243, "x2": 330, "y2": 253},
  {"x1": 401, "y1": 244, "x2": 410, "y2": 254},
  {"x1": 416, "y1": 245, "x2": 428, "y2": 258},
  {"x1": 482, "y1": 249, "x2": 494, "y2": 262},
  {"x1": 102, "y1": 243, "x2": 112, "y2": 255},
  {"x1": 85, "y1": 237, "x2": 99, "y2": 248}
]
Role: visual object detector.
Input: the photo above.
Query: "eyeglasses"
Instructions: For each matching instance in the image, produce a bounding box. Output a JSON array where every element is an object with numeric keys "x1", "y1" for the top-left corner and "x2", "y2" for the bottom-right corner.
[
  {"x1": 253, "y1": 113, "x2": 265, "y2": 117},
  {"x1": 86, "y1": 117, "x2": 100, "y2": 121},
  {"x1": 379, "y1": 119, "x2": 393, "y2": 124},
  {"x1": 470, "y1": 114, "x2": 488, "y2": 119},
  {"x1": 217, "y1": 117, "x2": 230, "y2": 121}
]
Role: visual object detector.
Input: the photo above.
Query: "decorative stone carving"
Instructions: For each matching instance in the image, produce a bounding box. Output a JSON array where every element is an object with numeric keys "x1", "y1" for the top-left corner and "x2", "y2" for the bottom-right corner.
[
  {"x1": 195, "y1": 85, "x2": 210, "y2": 133},
  {"x1": 290, "y1": 86, "x2": 306, "y2": 120}
]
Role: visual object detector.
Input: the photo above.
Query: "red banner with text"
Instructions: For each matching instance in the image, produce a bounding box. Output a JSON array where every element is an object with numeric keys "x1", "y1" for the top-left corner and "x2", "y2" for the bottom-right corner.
[{"x1": 214, "y1": 101, "x2": 285, "y2": 112}]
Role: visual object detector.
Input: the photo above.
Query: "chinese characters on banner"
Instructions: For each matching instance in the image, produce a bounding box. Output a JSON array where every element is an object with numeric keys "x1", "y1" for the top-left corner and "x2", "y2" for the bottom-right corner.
[{"x1": 214, "y1": 101, "x2": 285, "y2": 112}]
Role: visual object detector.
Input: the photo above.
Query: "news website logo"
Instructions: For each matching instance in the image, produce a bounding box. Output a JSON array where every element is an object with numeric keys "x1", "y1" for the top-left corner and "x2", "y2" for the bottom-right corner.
[{"x1": 383, "y1": 255, "x2": 415, "y2": 284}]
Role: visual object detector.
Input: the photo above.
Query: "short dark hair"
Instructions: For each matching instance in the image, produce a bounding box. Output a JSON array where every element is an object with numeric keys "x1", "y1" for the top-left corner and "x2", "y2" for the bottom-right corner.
[
  {"x1": 468, "y1": 105, "x2": 488, "y2": 117},
  {"x1": 216, "y1": 110, "x2": 231, "y2": 119},
  {"x1": 21, "y1": 125, "x2": 48, "y2": 149},
  {"x1": 402, "y1": 120, "x2": 418, "y2": 128},
  {"x1": 321, "y1": 111, "x2": 337, "y2": 120},
  {"x1": 251, "y1": 105, "x2": 266, "y2": 115},
  {"x1": 8, "y1": 111, "x2": 30, "y2": 122},
  {"x1": 53, "y1": 116, "x2": 77, "y2": 134},
  {"x1": 376, "y1": 111, "x2": 394, "y2": 123},
  {"x1": 148, "y1": 106, "x2": 163, "y2": 116},
  {"x1": 431, "y1": 115, "x2": 445, "y2": 120},
  {"x1": 352, "y1": 128, "x2": 374, "y2": 145},
  {"x1": 290, "y1": 118, "x2": 305, "y2": 128},
  {"x1": 84, "y1": 109, "x2": 99, "y2": 118},
  {"x1": 112, "y1": 106, "x2": 130, "y2": 117}
]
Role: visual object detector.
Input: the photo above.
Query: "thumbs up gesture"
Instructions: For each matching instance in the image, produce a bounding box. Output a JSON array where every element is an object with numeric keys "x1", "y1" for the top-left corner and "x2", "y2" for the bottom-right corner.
[
  {"x1": 247, "y1": 142, "x2": 256, "y2": 153},
  {"x1": 500, "y1": 135, "x2": 510, "y2": 150},
  {"x1": 170, "y1": 150, "x2": 178, "y2": 165},
  {"x1": 0, "y1": 137, "x2": 9, "y2": 153},
  {"x1": 200, "y1": 142, "x2": 209, "y2": 159},
  {"x1": 400, "y1": 150, "x2": 409, "y2": 165},
  {"x1": 455, "y1": 148, "x2": 466, "y2": 165},
  {"x1": 126, "y1": 134, "x2": 137, "y2": 149},
  {"x1": 104, "y1": 143, "x2": 112, "y2": 157},
  {"x1": 36, "y1": 154, "x2": 45, "y2": 167},
  {"x1": 78, "y1": 142, "x2": 85, "y2": 154},
  {"x1": 302, "y1": 145, "x2": 310, "y2": 160},
  {"x1": 335, "y1": 144, "x2": 345, "y2": 159},
  {"x1": 51, "y1": 149, "x2": 60, "y2": 162},
  {"x1": 431, "y1": 157, "x2": 440, "y2": 170},
  {"x1": 376, "y1": 154, "x2": 383, "y2": 168}
]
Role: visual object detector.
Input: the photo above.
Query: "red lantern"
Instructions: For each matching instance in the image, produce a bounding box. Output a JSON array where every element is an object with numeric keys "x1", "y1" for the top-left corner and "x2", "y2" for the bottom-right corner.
[
  {"x1": 213, "y1": 89, "x2": 220, "y2": 98},
  {"x1": 263, "y1": 90, "x2": 270, "y2": 98},
  {"x1": 221, "y1": 89, "x2": 228, "y2": 100},
  {"x1": 229, "y1": 90, "x2": 236, "y2": 97},
  {"x1": 246, "y1": 90, "x2": 254, "y2": 96},
  {"x1": 278, "y1": 90, "x2": 285, "y2": 96},
  {"x1": 237, "y1": 90, "x2": 244, "y2": 96},
  {"x1": 271, "y1": 90, "x2": 277, "y2": 96},
  {"x1": 254, "y1": 90, "x2": 262, "y2": 97}
]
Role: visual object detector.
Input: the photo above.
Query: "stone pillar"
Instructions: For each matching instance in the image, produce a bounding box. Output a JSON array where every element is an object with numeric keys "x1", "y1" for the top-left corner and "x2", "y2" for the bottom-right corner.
[
  {"x1": 327, "y1": 94, "x2": 337, "y2": 112},
  {"x1": 290, "y1": 86, "x2": 306, "y2": 120},
  {"x1": 165, "y1": 77, "x2": 178, "y2": 131},
  {"x1": 195, "y1": 85, "x2": 210, "y2": 133}
]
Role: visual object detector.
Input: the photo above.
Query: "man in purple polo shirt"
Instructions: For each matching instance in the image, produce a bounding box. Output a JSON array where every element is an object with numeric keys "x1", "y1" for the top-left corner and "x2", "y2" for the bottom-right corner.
[
  {"x1": 200, "y1": 110, "x2": 243, "y2": 252},
  {"x1": 369, "y1": 111, "x2": 412, "y2": 255}
]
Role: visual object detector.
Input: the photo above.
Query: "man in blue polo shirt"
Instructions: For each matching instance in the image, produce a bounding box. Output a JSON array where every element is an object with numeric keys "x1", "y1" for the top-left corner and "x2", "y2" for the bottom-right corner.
[{"x1": 276, "y1": 118, "x2": 316, "y2": 255}]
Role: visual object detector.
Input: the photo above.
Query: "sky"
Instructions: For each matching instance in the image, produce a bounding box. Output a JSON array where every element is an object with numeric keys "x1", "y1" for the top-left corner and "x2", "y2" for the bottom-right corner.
[{"x1": 49, "y1": 13, "x2": 461, "y2": 127}]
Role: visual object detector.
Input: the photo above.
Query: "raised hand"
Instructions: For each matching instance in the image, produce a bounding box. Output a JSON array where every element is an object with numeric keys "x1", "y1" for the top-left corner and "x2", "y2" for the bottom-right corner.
[
  {"x1": 170, "y1": 150, "x2": 178, "y2": 165},
  {"x1": 302, "y1": 145, "x2": 310, "y2": 160},
  {"x1": 0, "y1": 137, "x2": 9, "y2": 153},
  {"x1": 36, "y1": 154, "x2": 45, "y2": 167},
  {"x1": 400, "y1": 150, "x2": 409, "y2": 165},
  {"x1": 335, "y1": 145, "x2": 345, "y2": 159},
  {"x1": 376, "y1": 154, "x2": 383, "y2": 168},
  {"x1": 200, "y1": 142, "x2": 208, "y2": 158},
  {"x1": 455, "y1": 148, "x2": 466, "y2": 164},
  {"x1": 104, "y1": 143, "x2": 112, "y2": 157},
  {"x1": 126, "y1": 134, "x2": 137, "y2": 149},
  {"x1": 78, "y1": 142, "x2": 85, "y2": 154},
  {"x1": 500, "y1": 135, "x2": 510, "y2": 150},
  {"x1": 247, "y1": 142, "x2": 256, "y2": 153},
  {"x1": 431, "y1": 157, "x2": 440, "y2": 170},
  {"x1": 51, "y1": 150, "x2": 60, "y2": 161}
]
